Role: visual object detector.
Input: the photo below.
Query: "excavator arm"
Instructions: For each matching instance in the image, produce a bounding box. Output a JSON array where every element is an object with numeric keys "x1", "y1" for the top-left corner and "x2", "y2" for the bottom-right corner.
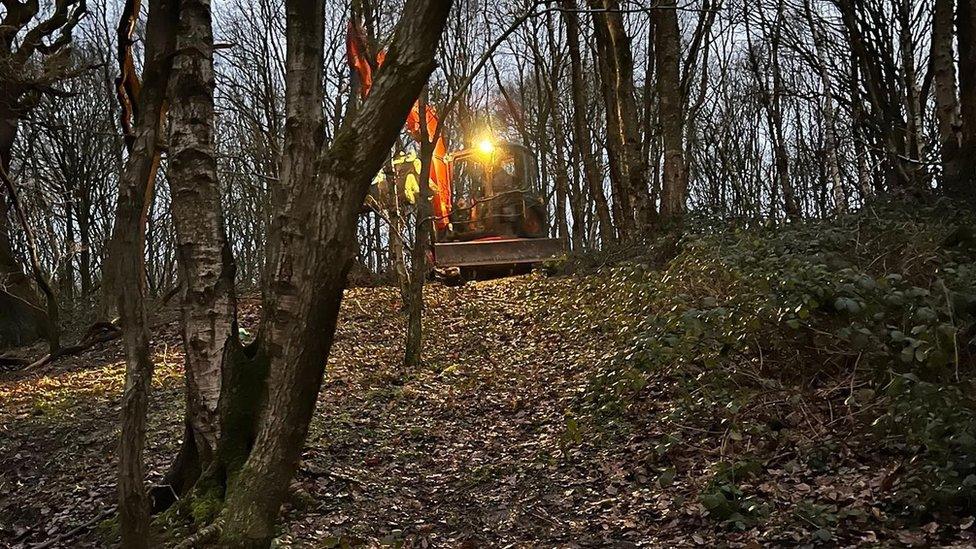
[{"x1": 347, "y1": 21, "x2": 452, "y2": 232}]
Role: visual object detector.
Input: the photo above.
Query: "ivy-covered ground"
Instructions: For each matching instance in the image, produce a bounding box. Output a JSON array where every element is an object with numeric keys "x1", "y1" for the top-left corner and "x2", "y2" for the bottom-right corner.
[{"x1": 2, "y1": 203, "x2": 975, "y2": 548}]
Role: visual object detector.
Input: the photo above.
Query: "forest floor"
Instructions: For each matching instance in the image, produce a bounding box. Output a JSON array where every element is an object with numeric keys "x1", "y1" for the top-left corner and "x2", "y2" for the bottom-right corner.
[{"x1": 0, "y1": 272, "x2": 973, "y2": 547}]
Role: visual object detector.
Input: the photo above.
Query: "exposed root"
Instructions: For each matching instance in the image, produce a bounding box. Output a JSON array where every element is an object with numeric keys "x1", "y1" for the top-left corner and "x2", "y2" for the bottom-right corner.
[{"x1": 174, "y1": 517, "x2": 224, "y2": 549}]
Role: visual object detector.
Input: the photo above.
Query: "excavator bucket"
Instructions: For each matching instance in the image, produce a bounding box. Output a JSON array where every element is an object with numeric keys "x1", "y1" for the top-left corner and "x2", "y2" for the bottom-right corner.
[{"x1": 433, "y1": 237, "x2": 564, "y2": 269}]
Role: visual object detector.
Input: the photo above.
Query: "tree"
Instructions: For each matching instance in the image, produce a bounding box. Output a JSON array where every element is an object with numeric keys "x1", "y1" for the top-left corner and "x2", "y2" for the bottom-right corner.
[
  {"x1": 0, "y1": 0, "x2": 87, "y2": 347},
  {"x1": 163, "y1": 0, "x2": 238, "y2": 507},
  {"x1": 802, "y1": 0, "x2": 847, "y2": 214},
  {"x1": 744, "y1": 0, "x2": 800, "y2": 221},
  {"x1": 590, "y1": 0, "x2": 652, "y2": 234},
  {"x1": 932, "y1": 0, "x2": 963, "y2": 195},
  {"x1": 560, "y1": 0, "x2": 615, "y2": 244},
  {"x1": 109, "y1": 0, "x2": 453, "y2": 544},
  {"x1": 404, "y1": 91, "x2": 435, "y2": 369},
  {"x1": 957, "y1": 0, "x2": 976, "y2": 203},
  {"x1": 655, "y1": 0, "x2": 688, "y2": 221},
  {"x1": 216, "y1": 1, "x2": 452, "y2": 544},
  {"x1": 833, "y1": 0, "x2": 928, "y2": 194},
  {"x1": 111, "y1": 0, "x2": 179, "y2": 544}
]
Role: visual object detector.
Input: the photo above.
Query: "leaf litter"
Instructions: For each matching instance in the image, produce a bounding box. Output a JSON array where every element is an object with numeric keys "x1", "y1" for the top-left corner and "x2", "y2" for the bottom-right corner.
[{"x1": 0, "y1": 273, "x2": 971, "y2": 547}]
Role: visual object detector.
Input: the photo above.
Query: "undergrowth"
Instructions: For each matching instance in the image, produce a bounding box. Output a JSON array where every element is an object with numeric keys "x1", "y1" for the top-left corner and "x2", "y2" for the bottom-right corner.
[{"x1": 573, "y1": 201, "x2": 976, "y2": 529}]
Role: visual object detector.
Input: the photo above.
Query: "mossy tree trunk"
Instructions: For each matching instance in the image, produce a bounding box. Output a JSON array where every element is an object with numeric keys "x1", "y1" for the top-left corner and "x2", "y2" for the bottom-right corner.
[{"x1": 120, "y1": 1, "x2": 450, "y2": 545}]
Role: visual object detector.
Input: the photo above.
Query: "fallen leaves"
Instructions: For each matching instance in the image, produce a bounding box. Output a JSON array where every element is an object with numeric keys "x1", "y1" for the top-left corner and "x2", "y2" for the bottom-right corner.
[{"x1": 0, "y1": 274, "x2": 972, "y2": 547}]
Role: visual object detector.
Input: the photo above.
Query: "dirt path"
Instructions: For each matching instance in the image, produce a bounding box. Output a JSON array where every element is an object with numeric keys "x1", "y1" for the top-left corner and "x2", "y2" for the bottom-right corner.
[{"x1": 289, "y1": 276, "x2": 654, "y2": 547}]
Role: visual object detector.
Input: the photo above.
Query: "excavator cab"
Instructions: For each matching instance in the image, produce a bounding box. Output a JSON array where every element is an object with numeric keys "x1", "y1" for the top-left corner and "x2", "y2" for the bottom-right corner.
[
  {"x1": 442, "y1": 141, "x2": 545, "y2": 239},
  {"x1": 432, "y1": 140, "x2": 564, "y2": 276}
]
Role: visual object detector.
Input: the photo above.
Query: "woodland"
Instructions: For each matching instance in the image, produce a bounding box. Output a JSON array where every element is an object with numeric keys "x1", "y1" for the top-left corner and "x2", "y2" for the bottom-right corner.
[{"x1": 0, "y1": 0, "x2": 975, "y2": 547}]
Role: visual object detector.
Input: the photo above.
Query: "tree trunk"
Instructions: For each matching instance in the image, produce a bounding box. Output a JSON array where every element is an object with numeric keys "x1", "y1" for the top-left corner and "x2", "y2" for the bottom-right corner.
[
  {"x1": 542, "y1": 11, "x2": 573, "y2": 244},
  {"x1": 957, "y1": 0, "x2": 976, "y2": 203},
  {"x1": 933, "y1": 0, "x2": 963, "y2": 194},
  {"x1": 559, "y1": 0, "x2": 615, "y2": 245},
  {"x1": 112, "y1": 0, "x2": 179, "y2": 545},
  {"x1": 897, "y1": 0, "x2": 926, "y2": 193},
  {"x1": 165, "y1": 0, "x2": 238, "y2": 496},
  {"x1": 217, "y1": 1, "x2": 452, "y2": 545},
  {"x1": 835, "y1": 0, "x2": 917, "y2": 193},
  {"x1": 0, "y1": 112, "x2": 48, "y2": 349},
  {"x1": 593, "y1": 0, "x2": 652, "y2": 234},
  {"x1": 551, "y1": 117, "x2": 572, "y2": 243},
  {"x1": 745, "y1": 0, "x2": 799, "y2": 221},
  {"x1": 655, "y1": 0, "x2": 688, "y2": 222},
  {"x1": 592, "y1": 36, "x2": 629, "y2": 233},
  {"x1": 848, "y1": 56, "x2": 874, "y2": 200},
  {"x1": 404, "y1": 93, "x2": 434, "y2": 369},
  {"x1": 805, "y1": 0, "x2": 847, "y2": 214}
]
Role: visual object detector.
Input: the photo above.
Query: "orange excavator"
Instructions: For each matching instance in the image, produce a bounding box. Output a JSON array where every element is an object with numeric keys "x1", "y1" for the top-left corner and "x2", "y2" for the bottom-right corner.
[{"x1": 348, "y1": 22, "x2": 564, "y2": 279}]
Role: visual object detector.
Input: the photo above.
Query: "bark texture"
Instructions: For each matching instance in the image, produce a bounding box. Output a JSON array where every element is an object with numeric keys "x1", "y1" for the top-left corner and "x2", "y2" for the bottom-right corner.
[
  {"x1": 655, "y1": 0, "x2": 688, "y2": 221},
  {"x1": 591, "y1": 0, "x2": 652, "y2": 233},
  {"x1": 404, "y1": 93, "x2": 434, "y2": 369},
  {"x1": 804, "y1": 0, "x2": 847, "y2": 214},
  {"x1": 932, "y1": 0, "x2": 962, "y2": 195},
  {"x1": 957, "y1": 0, "x2": 976, "y2": 203},
  {"x1": 165, "y1": 0, "x2": 238, "y2": 493}
]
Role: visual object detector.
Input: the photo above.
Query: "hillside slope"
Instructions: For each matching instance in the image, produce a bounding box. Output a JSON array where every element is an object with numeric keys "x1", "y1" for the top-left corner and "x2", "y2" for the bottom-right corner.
[{"x1": 2, "y1": 204, "x2": 975, "y2": 547}]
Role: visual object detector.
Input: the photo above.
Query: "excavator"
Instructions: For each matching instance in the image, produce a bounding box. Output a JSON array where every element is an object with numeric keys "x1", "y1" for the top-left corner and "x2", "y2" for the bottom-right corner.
[{"x1": 348, "y1": 23, "x2": 564, "y2": 280}]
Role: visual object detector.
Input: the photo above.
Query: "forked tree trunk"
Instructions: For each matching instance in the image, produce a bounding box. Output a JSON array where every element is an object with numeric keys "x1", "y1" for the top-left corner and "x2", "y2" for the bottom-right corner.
[
  {"x1": 164, "y1": 0, "x2": 238, "y2": 499},
  {"x1": 591, "y1": 0, "x2": 652, "y2": 234},
  {"x1": 592, "y1": 37, "x2": 629, "y2": 233},
  {"x1": 98, "y1": 0, "x2": 148, "y2": 323},
  {"x1": 111, "y1": 0, "x2": 179, "y2": 545},
  {"x1": 217, "y1": 1, "x2": 452, "y2": 545}
]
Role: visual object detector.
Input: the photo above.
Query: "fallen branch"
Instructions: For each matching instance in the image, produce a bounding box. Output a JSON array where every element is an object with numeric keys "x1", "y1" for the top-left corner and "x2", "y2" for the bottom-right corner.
[
  {"x1": 26, "y1": 322, "x2": 122, "y2": 369},
  {"x1": 30, "y1": 507, "x2": 116, "y2": 549}
]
